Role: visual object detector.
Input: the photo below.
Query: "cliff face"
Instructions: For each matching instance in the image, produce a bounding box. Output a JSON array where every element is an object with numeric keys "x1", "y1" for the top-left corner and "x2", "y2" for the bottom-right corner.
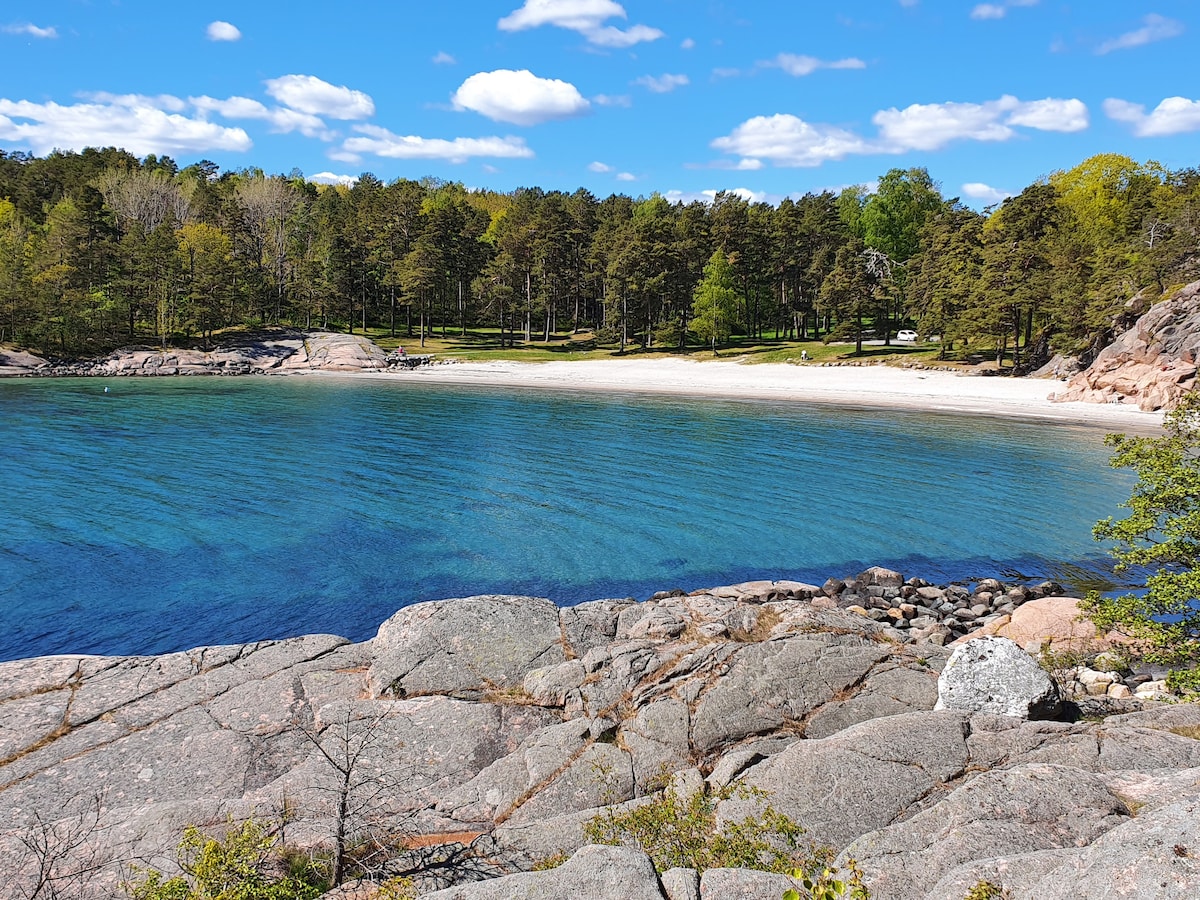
[
  {"x1": 1, "y1": 582, "x2": 1199, "y2": 900},
  {"x1": 1054, "y1": 281, "x2": 1200, "y2": 411}
]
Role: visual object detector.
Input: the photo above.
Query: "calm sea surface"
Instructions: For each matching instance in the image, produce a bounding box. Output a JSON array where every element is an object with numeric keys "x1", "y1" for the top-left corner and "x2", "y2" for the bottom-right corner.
[{"x1": 0, "y1": 376, "x2": 1133, "y2": 662}]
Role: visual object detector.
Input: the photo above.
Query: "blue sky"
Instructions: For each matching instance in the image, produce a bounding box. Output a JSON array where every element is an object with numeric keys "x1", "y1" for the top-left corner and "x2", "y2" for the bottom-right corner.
[{"x1": 2, "y1": 1, "x2": 1198, "y2": 208}]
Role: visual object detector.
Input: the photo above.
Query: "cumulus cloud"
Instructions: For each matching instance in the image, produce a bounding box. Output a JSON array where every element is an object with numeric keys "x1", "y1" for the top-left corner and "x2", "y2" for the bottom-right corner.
[
  {"x1": 633, "y1": 73, "x2": 689, "y2": 93},
  {"x1": 264, "y1": 74, "x2": 374, "y2": 119},
  {"x1": 588, "y1": 160, "x2": 613, "y2": 172},
  {"x1": 342, "y1": 125, "x2": 534, "y2": 162},
  {"x1": 3, "y1": 23, "x2": 58, "y2": 38},
  {"x1": 309, "y1": 172, "x2": 358, "y2": 186},
  {"x1": 593, "y1": 93, "x2": 631, "y2": 107},
  {"x1": 1096, "y1": 14, "x2": 1184, "y2": 55},
  {"x1": 206, "y1": 21, "x2": 241, "y2": 41},
  {"x1": 616, "y1": 171, "x2": 636, "y2": 181},
  {"x1": 1005, "y1": 97, "x2": 1088, "y2": 131},
  {"x1": 432, "y1": 51, "x2": 456, "y2": 65},
  {"x1": 711, "y1": 94, "x2": 1088, "y2": 168},
  {"x1": 681, "y1": 37, "x2": 695, "y2": 49},
  {"x1": 1105, "y1": 96, "x2": 1200, "y2": 137},
  {"x1": 711, "y1": 114, "x2": 869, "y2": 167},
  {"x1": 873, "y1": 95, "x2": 1087, "y2": 150},
  {"x1": 452, "y1": 69, "x2": 589, "y2": 125},
  {"x1": 190, "y1": 95, "x2": 334, "y2": 139},
  {"x1": 962, "y1": 182, "x2": 1012, "y2": 204},
  {"x1": 763, "y1": 53, "x2": 866, "y2": 76},
  {"x1": 497, "y1": 0, "x2": 663, "y2": 47},
  {"x1": 0, "y1": 94, "x2": 252, "y2": 156}
]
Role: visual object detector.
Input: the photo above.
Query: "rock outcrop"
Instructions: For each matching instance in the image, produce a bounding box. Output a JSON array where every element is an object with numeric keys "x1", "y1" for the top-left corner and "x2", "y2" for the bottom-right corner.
[
  {"x1": 0, "y1": 330, "x2": 396, "y2": 377},
  {"x1": 1053, "y1": 280, "x2": 1200, "y2": 410},
  {"x1": 0, "y1": 581, "x2": 1197, "y2": 899}
]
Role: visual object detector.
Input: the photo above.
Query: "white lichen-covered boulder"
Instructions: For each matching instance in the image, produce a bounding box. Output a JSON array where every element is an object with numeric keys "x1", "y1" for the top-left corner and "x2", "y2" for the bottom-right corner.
[{"x1": 934, "y1": 635, "x2": 1061, "y2": 719}]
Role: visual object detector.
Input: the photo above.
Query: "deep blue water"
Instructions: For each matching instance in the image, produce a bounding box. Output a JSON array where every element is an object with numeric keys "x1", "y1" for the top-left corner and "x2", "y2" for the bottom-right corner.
[{"x1": 0, "y1": 376, "x2": 1133, "y2": 661}]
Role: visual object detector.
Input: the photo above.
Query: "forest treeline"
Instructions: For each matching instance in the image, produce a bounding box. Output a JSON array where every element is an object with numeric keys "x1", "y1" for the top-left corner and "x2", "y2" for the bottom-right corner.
[{"x1": 0, "y1": 146, "x2": 1197, "y2": 364}]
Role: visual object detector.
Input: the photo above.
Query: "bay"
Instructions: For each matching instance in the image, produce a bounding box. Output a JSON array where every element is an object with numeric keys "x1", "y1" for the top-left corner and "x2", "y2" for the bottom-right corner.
[{"x1": 0, "y1": 376, "x2": 1131, "y2": 662}]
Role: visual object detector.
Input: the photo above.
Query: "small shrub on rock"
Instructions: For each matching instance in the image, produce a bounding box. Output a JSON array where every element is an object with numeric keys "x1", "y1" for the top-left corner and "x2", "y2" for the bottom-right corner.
[
  {"x1": 124, "y1": 817, "x2": 322, "y2": 900},
  {"x1": 582, "y1": 781, "x2": 829, "y2": 875},
  {"x1": 782, "y1": 858, "x2": 869, "y2": 900}
]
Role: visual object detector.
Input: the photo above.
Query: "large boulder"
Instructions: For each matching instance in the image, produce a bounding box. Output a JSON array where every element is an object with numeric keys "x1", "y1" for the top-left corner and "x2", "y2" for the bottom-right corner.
[
  {"x1": 956, "y1": 595, "x2": 1116, "y2": 654},
  {"x1": 935, "y1": 636, "x2": 1061, "y2": 719},
  {"x1": 368, "y1": 596, "x2": 566, "y2": 698},
  {"x1": 1054, "y1": 280, "x2": 1200, "y2": 410}
]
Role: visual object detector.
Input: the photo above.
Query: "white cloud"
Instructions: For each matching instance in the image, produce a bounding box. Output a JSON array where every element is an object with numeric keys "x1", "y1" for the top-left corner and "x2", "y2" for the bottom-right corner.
[
  {"x1": 633, "y1": 73, "x2": 689, "y2": 93},
  {"x1": 433, "y1": 51, "x2": 456, "y2": 65},
  {"x1": 588, "y1": 160, "x2": 612, "y2": 172},
  {"x1": 1005, "y1": 97, "x2": 1088, "y2": 132},
  {"x1": 309, "y1": 172, "x2": 358, "y2": 186},
  {"x1": 962, "y1": 182, "x2": 1012, "y2": 204},
  {"x1": 342, "y1": 125, "x2": 534, "y2": 162},
  {"x1": 3, "y1": 23, "x2": 58, "y2": 38},
  {"x1": 327, "y1": 149, "x2": 362, "y2": 164},
  {"x1": 1097, "y1": 14, "x2": 1184, "y2": 54},
  {"x1": 873, "y1": 95, "x2": 1086, "y2": 150},
  {"x1": 264, "y1": 74, "x2": 374, "y2": 119},
  {"x1": 452, "y1": 69, "x2": 589, "y2": 125},
  {"x1": 764, "y1": 53, "x2": 866, "y2": 76},
  {"x1": 711, "y1": 114, "x2": 869, "y2": 167},
  {"x1": 681, "y1": 37, "x2": 695, "y2": 49},
  {"x1": 84, "y1": 91, "x2": 188, "y2": 112},
  {"x1": 970, "y1": 0, "x2": 1038, "y2": 20},
  {"x1": 190, "y1": 95, "x2": 334, "y2": 139},
  {"x1": 970, "y1": 4, "x2": 1006, "y2": 20},
  {"x1": 206, "y1": 21, "x2": 241, "y2": 41},
  {"x1": 593, "y1": 93, "x2": 631, "y2": 107},
  {"x1": 585, "y1": 24, "x2": 664, "y2": 47},
  {"x1": 0, "y1": 95, "x2": 252, "y2": 156},
  {"x1": 874, "y1": 99, "x2": 1015, "y2": 149},
  {"x1": 616, "y1": 171, "x2": 636, "y2": 181},
  {"x1": 497, "y1": 0, "x2": 663, "y2": 47},
  {"x1": 1105, "y1": 96, "x2": 1200, "y2": 137},
  {"x1": 712, "y1": 94, "x2": 1088, "y2": 168}
]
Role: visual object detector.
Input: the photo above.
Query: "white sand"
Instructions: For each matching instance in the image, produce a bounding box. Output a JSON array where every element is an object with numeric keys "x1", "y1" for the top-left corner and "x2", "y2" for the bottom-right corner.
[{"x1": 335, "y1": 358, "x2": 1164, "y2": 431}]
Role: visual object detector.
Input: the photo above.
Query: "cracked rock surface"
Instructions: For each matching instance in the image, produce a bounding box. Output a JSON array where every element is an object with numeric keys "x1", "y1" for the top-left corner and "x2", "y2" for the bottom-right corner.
[{"x1": 0, "y1": 585, "x2": 1197, "y2": 899}]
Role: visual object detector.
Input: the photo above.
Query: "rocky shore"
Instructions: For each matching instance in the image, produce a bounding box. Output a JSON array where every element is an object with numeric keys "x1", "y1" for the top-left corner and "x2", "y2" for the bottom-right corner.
[
  {"x1": 1, "y1": 574, "x2": 1197, "y2": 899},
  {"x1": 0, "y1": 330, "x2": 432, "y2": 377}
]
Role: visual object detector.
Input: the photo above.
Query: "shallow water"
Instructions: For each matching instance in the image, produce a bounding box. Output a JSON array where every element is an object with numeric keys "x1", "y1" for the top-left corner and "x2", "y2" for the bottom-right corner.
[{"x1": 0, "y1": 376, "x2": 1132, "y2": 661}]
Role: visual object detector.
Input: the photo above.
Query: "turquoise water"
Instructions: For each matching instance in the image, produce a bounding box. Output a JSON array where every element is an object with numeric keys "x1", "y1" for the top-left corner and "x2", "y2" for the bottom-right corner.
[{"x1": 0, "y1": 376, "x2": 1131, "y2": 662}]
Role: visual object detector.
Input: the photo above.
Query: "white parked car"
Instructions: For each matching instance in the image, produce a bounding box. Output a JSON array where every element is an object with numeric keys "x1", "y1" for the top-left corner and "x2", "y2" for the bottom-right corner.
[{"x1": 896, "y1": 329, "x2": 918, "y2": 342}]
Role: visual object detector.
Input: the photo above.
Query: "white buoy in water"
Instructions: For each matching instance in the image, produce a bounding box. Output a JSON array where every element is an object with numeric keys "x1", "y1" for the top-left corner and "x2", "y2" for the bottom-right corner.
[{"x1": 104, "y1": 386, "x2": 109, "y2": 393}]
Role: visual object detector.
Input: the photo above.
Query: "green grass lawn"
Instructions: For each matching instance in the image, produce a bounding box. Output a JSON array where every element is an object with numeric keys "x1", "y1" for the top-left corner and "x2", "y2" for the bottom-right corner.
[{"x1": 366, "y1": 326, "x2": 944, "y2": 366}]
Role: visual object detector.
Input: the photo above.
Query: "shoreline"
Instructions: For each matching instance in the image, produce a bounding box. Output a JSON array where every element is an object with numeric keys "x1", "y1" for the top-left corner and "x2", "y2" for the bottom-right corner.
[{"x1": 312, "y1": 357, "x2": 1165, "y2": 432}]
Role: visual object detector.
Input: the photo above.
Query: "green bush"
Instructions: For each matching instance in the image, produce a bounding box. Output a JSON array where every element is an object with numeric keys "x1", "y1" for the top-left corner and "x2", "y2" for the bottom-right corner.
[
  {"x1": 1084, "y1": 390, "x2": 1200, "y2": 691},
  {"x1": 582, "y1": 780, "x2": 830, "y2": 876},
  {"x1": 124, "y1": 817, "x2": 322, "y2": 900}
]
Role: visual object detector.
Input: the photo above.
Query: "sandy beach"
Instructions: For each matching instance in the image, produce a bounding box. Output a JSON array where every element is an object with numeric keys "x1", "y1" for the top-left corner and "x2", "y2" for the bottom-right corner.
[{"x1": 339, "y1": 357, "x2": 1164, "y2": 432}]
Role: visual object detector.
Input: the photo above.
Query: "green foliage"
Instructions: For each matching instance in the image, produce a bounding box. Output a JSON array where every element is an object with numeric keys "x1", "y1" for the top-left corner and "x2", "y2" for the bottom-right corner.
[
  {"x1": 124, "y1": 818, "x2": 322, "y2": 900},
  {"x1": 1084, "y1": 391, "x2": 1200, "y2": 688},
  {"x1": 782, "y1": 858, "x2": 870, "y2": 900},
  {"x1": 582, "y1": 780, "x2": 828, "y2": 876},
  {"x1": 689, "y1": 250, "x2": 739, "y2": 352},
  {"x1": 373, "y1": 876, "x2": 417, "y2": 900},
  {"x1": 960, "y1": 880, "x2": 1011, "y2": 900}
]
